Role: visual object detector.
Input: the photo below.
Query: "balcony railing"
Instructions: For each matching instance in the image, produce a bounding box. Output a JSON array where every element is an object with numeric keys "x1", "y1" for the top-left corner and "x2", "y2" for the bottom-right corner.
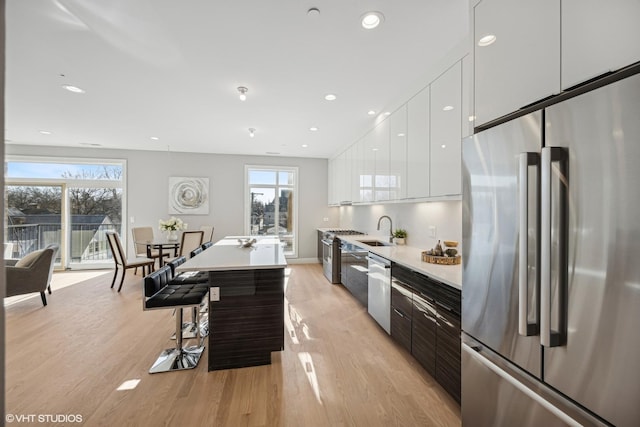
[{"x1": 5, "y1": 223, "x2": 122, "y2": 262}]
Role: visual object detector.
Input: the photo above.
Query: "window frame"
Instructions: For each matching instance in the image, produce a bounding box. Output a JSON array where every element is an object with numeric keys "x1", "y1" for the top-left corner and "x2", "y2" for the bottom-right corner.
[{"x1": 244, "y1": 165, "x2": 299, "y2": 258}]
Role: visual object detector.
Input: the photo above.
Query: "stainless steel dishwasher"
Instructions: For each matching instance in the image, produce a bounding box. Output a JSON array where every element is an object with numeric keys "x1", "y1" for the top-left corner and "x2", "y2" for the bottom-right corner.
[{"x1": 367, "y1": 253, "x2": 391, "y2": 334}]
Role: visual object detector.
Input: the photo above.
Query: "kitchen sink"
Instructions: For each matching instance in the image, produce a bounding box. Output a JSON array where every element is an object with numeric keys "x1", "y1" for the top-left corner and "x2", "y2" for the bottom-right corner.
[{"x1": 356, "y1": 240, "x2": 392, "y2": 247}]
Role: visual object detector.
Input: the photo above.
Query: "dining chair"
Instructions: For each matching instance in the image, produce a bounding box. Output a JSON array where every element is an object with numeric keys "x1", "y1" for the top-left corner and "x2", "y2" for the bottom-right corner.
[
  {"x1": 199, "y1": 225, "x2": 214, "y2": 243},
  {"x1": 166, "y1": 230, "x2": 205, "y2": 264},
  {"x1": 179, "y1": 231, "x2": 205, "y2": 259},
  {"x1": 106, "y1": 232, "x2": 155, "y2": 292},
  {"x1": 132, "y1": 226, "x2": 169, "y2": 268}
]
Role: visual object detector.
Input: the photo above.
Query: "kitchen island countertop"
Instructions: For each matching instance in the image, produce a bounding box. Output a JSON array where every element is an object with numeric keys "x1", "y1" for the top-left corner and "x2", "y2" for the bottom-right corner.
[{"x1": 176, "y1": 236, "x2": 287, "y2": 272}]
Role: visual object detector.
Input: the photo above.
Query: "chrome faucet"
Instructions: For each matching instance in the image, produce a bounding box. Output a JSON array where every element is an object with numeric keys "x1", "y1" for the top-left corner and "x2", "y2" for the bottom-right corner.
[{"x1": 377, "y1": 215, "x2": 393, "y2": 243}]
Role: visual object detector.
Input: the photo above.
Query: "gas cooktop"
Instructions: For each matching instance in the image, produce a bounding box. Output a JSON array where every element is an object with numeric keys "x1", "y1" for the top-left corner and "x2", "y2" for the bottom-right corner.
[{"x1": 324, "y1": 229, "x2": 364, "y2": 236}]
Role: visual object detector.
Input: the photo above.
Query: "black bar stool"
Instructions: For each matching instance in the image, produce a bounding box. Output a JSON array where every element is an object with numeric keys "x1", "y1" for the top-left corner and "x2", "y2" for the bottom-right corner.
[{"x1": 143, "y1": 265, "x2": 209, "y2": 373}]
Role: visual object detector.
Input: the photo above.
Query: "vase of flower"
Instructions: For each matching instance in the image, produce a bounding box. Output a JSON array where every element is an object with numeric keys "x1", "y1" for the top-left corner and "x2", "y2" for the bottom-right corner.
[{"x1": 159, "y1": 216, "x2": 187, "y2": 241}]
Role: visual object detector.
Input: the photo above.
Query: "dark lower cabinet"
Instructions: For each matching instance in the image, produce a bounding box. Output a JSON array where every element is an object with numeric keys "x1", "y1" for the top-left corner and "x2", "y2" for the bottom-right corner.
[
  {"x1": 436, "y1": 306, "x2": 461, "y2": 403},
  {"x1": 412, "y1": 293, "x2": 437, "y2": 377},
  {"x1": 391, "y1": 280, "x2": 413, "y2": 352},
  {"x1": 341, "y1": 245, "x2": 369, "y2": 308},
  {"x1": 390, "y1": 263, "x2": 461, "y2": 403}
]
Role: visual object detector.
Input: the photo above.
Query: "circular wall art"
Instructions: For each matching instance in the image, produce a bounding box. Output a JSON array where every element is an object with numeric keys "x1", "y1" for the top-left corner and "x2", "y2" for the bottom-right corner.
[{"x1": 168, "y1": 177, "x2": 209, "y2": 215}]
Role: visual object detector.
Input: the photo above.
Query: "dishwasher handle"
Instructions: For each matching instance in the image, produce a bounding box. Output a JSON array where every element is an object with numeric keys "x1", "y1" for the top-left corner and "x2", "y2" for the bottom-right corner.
[{"x1": 366, "y1": 254, "x2": 391, "y2": 267}]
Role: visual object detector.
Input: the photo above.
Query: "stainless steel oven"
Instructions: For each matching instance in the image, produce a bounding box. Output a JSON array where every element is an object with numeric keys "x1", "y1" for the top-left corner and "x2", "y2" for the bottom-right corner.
[{"x1": 321, "y1": 236, "x2": 337, "y2": 283}]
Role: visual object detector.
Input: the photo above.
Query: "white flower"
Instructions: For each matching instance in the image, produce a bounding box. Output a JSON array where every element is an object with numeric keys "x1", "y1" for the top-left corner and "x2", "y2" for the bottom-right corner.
[{"x1": 159, "y1": 216, "x2": 187, "y2": 231}]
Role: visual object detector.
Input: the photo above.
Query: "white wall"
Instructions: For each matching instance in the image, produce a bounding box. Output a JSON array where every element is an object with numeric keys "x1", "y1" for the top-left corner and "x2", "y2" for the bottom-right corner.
[
  {"x1": 339, "y1": 200, "x2": 462, "y2": 251},
  {"x1": 6, "y1": 144, "x2": 336, "y2": 261}
]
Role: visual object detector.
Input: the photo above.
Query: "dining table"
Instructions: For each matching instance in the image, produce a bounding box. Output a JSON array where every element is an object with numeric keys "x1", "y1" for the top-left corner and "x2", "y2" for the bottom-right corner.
[{"x1": 136, "y1": 238, "x2": 180, "y2": 266}]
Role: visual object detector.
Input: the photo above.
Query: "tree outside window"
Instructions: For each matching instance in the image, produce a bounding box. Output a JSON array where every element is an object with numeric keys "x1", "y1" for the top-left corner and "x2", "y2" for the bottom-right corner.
[{"x1": 246, "y1": 166, "x2": 297, "y2": 257}]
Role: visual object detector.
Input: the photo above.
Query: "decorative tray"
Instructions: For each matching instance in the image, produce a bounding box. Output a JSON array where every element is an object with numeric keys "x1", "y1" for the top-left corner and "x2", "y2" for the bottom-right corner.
[{"x1": 421, "y1": 252, "x2": 461, "y2": 265}]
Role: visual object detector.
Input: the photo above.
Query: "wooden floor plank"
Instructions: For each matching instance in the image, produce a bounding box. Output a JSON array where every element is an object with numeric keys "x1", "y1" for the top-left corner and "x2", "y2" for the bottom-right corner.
[{"x1": 5, "y1": 264, "x2": 460, "y2": 426}]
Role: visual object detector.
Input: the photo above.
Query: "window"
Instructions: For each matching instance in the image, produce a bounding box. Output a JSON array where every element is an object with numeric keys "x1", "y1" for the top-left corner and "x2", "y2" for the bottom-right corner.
[
  {"x1": 5, "y1": 157, "x2": 125, "y2": 269},
  {"x1": 245, "y1": 166, "x2": 298, "y2": 257}
]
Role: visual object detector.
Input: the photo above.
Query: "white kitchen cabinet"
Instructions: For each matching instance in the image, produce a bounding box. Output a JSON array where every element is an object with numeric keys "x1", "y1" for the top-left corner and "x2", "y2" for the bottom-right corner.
[
  {"x1": 341, "y1": 148, "x2": 353, "y2": 203},
  {"x1": 462, "y1": 54, "x2": 474, "y2": 138},
  {"x1": 362, "y1": 130, "x2": 375, "y2": 203},
  {"x1": 389, "y1": 105, "x2": 408, "y2": 200},
  {"x1": 350, "y1": 139, "x2": 362, "y2": 203},
  {"x1": 373, "y1": 118, "x2": 390, "y2": 202},
  {"x1": 474, "y1": 0, "x2": 560, "y2": 126},
  {"x1": 407, "y1": 86, "x2": 430, "y2": 199},
  {"x1": 430, "y1": 61, "x2": 462, "y2": 197},
  {"x1": 327, "y1": 157, "x2": 337, "y2": 206},
  {"x1": 562, "y1": 0, "x2": 640, "y2": 90}
]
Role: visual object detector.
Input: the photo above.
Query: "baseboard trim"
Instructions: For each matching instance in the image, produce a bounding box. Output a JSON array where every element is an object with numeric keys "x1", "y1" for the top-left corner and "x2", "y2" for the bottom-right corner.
[{"x1": 286, "y1": 258, "x2": 321, "y2": 265}]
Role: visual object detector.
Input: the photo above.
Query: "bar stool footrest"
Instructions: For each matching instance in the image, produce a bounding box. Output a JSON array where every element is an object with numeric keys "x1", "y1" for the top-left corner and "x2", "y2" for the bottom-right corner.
[{"x1": 149, "y1": 345, "x2": 204, "y2": 374}]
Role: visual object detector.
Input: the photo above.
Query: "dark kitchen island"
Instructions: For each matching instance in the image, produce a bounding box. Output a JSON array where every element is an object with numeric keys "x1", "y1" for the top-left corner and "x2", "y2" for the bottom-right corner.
[{"x1": 176, "y1": 236, "x2": 287, "y2": 371}]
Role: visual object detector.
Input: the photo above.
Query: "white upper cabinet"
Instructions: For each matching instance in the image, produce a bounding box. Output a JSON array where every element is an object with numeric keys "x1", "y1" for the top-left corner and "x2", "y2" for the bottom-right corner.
[
  {"x1": 562, "y1": 0, "x2": 640, "y2": 90},
  {"x1": 341, "y1": 147, "x2": 352, "y2": 203},
  {"x1": 362, "y1": 130, "x2": 375, "y2": 203},
  {"x1": 389, "y1": 105, "x2": 408, "y2": 200},
  {"x1": 462, "y1": 55, "x2": 474, "y2": 138},
  {"x1": 373, "y1": 119, "x2": 390, "y2": 202},
  {"x1": 407, "y1": 87, "x2": 430, "y2": 199},
  {"x1": 474, "y1": 0, "x2": 560, "y2": 126},
  {"x1": 430, "y1": 61, "x2": 462, "y2": 197},
  {"x1": 351, "y1": 138, "x2": 363, "y2": 203},
  {"x1": 327, "y1": 157, "x2": 337, "y2": 206}
]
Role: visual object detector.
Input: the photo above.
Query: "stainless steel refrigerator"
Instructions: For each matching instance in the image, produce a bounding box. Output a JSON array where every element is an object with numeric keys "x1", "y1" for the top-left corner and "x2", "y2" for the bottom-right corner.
[{"x1": 461, "y1": 71, "x2": 640, "y2": 426}]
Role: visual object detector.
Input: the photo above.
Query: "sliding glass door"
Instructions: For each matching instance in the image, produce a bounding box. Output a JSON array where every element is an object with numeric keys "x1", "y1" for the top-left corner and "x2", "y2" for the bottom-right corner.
[
  {"x1": 5, "y1": 184, "x2": 64, "y2": 267},
  {"x1": 4, "y1": 158, "x2": 125, "y2": 269}
]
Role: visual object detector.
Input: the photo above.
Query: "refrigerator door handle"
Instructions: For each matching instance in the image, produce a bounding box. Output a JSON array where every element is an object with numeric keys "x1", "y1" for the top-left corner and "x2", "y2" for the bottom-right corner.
[
  {"x1": 518, "y1": 152, "x2": 540, "y2": 336},
  {"x1": 541, "y1": 146, "x2": 568, "y2": 348}
]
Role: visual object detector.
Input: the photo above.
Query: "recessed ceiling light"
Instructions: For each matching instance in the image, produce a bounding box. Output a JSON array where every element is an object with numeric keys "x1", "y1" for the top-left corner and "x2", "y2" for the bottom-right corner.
[
  {"x1": 302, "y1": 144, "x2": 308, "y2": 148},
  {"x1": 372, "y1": 148, "x2": 379, "y2": 151},
  {"x1": 309, "y1": 126, "x2": 319, "y2": 132},
  {"x1": 361, "y1": 11, "x2": 384, "y2": 29},
  {"x1": 324, "y1": 94, "x2": 337, "y2": 101},
  {"x1": 478, "y1": 34, "x2": 497, "y2": 47},
  {"x1": 150, "y1": 136, "x2": 159, "y2": 140},
  {"x1": 248, "y1": 128, "x2": 256, "y2": 138},
  {"x1": 383, "y1": 111, "x2": 391, "y2": 116},
  {"x1": 307, "y1": 7, "x2": 320, "y2": 17},
  {"x1": 397, "y1": 133, "x2": 405, "y2": 137},
  {"x1": 62, "y1": 84, "x2": 85, "y2": 93},
  {"x1": 39, "y1": 130, "x2": 52, "y2": 135},
  {"x1": 468, "y1": 115, "x2": 476, "y2": 122},
  {"x1": 443, "y1": 105, "x2": 454, "y2": 111},
  {"x1": 441, "y1": 144, "x2": 447, "y2": 149},
  {"x1": 367, "y1": 110, "x2": 376, "y2": 116}
]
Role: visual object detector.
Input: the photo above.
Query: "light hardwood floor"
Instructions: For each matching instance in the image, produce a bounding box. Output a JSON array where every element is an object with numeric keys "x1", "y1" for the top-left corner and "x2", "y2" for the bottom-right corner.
[{"x1": 5, "y1": 264, "x2": 461, "y2": 426}]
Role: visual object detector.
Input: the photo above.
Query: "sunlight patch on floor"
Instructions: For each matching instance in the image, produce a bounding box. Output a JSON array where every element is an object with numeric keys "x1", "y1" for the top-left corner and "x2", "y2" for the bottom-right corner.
[{"x1": 4, "y1": 270, "x2": 111, "y2": 307}]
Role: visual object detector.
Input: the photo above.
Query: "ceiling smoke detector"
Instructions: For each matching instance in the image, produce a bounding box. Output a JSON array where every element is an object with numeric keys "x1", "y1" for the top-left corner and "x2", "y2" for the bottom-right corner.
[{"x1": 237, "y1": 86, "x2": 248, "y2": 101}]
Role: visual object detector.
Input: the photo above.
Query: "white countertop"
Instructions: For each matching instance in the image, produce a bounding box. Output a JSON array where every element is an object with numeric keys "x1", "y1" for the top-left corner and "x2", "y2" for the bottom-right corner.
[
  {"x1": 339, "y1": 234, "x2": 462, "y2": 290},
  {"x1": 175, "y1": 236, "x2": 287, "y2": 272}
]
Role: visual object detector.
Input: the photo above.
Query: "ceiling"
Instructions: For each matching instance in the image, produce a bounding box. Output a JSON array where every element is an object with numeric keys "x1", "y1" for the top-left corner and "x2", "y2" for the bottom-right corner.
[{"x1": 6, "y1": 0, "x2": 469, "y2": 159}]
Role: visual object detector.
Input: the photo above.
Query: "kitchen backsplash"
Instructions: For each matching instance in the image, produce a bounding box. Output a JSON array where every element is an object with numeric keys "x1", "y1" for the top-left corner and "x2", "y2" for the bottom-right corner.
[{"x1": 338, "y1": 200, "x2": 462, "y2": 251}]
